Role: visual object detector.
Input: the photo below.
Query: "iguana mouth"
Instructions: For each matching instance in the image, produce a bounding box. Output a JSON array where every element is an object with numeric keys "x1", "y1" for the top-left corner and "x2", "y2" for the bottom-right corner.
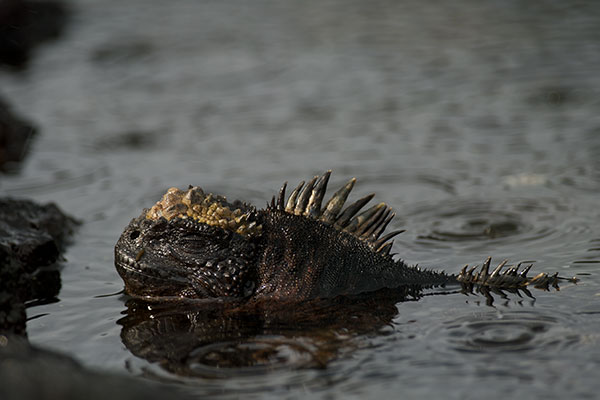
[{"x1": 114, "y1": 247, "x2": 194, "y2": 298}]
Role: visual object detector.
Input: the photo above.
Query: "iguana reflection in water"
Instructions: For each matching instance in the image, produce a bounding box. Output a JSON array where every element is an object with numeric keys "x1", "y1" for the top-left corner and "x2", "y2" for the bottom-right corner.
[
  {"x1": 118, "y1": 287, "x2": 422, "y2": 376},
  {"x1": 115, "y1": 171, "x2": 577, "y2": 374}
]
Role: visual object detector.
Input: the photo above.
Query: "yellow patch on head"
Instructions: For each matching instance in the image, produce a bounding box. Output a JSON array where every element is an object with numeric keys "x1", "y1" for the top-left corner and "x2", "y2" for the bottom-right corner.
[{"x1": 146, "y1": 186, "x2": 261, "y2": 237}]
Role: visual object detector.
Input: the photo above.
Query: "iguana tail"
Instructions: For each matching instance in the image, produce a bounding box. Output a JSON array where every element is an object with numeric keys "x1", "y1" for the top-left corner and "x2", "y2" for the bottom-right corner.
[{"x1": 456, "y1": 256, "x2": 578, "y2": 291}]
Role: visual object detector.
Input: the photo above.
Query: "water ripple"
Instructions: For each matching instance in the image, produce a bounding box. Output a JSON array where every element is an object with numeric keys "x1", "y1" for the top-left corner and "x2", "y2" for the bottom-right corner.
[
  {"x1": 411, "y1": 198, "x2": 560, "y2": 243},
  {"x1": 437, "y1": 310, "x2": 581, "y2": 354},
  {"x1": 403, "y1": 197, "x2": 586, "y2": 261},
  {"x1": 185, "y1": 336, "x2": 324, "y2": 377}
]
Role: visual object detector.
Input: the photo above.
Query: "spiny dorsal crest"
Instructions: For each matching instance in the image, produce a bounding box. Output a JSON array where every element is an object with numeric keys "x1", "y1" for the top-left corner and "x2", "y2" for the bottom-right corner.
[{"x1": 270, "y1": 171, "x2": 404, "y2": 255}]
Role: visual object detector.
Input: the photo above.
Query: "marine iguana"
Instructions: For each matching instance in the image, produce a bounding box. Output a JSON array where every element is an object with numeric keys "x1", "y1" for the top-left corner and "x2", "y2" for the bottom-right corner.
[{"x1": 115, "y1": 171, "x2": 575, "y2": 302}]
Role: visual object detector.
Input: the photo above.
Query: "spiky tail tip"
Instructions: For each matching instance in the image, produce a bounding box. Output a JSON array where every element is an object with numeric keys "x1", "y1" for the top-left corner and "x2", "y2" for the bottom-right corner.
[{"x1": 456, "y1": 256, "x2": 579, "y2": 291}]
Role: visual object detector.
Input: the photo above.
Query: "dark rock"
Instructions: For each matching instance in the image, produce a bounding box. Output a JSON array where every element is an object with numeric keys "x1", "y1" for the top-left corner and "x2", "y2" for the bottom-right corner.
[
  {"x1": 0, "y1": 98, "x2": 37, "y2": 173},
  {"x1": 0, "y1": 334, "x2": 195, "y2": 400},
  {"x1": 0, "y1": 0, "x2": 69, "y2": 69},
  {"x1": 0, "y1": 198, "x2": 77, "y2": 335}
]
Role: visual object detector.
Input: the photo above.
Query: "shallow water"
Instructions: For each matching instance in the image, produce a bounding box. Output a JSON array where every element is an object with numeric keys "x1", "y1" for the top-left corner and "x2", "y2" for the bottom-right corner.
[{"x1": 1, "y1": 0, "x2": 599, "y2": 398}]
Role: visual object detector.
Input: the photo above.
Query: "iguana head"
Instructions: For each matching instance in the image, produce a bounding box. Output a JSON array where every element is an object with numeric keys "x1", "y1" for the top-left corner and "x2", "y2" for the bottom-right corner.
[
  {"x1": 114, "y1": 171, "x2": 403, "y2": 301},
  {"x1": 114, "y1": 185, "x2": 263, "y2": 299}
]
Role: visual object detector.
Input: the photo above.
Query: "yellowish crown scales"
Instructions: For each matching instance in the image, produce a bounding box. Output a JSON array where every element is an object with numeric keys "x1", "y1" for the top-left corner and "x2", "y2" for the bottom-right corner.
[{"x1": 146, "y1": 186, "x2": 261, "y2": 237}]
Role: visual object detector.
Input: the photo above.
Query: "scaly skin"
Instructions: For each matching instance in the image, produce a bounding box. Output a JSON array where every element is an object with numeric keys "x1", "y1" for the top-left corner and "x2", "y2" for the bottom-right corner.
[{"x1": 114, "y1": 171, "x2": 576, "y2": 302}]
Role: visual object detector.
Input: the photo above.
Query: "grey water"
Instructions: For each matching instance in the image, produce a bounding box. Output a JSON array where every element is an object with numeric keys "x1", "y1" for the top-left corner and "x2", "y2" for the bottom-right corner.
[{"x1": 1, "y1": 0, "x2": 599, "y2": 398}]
